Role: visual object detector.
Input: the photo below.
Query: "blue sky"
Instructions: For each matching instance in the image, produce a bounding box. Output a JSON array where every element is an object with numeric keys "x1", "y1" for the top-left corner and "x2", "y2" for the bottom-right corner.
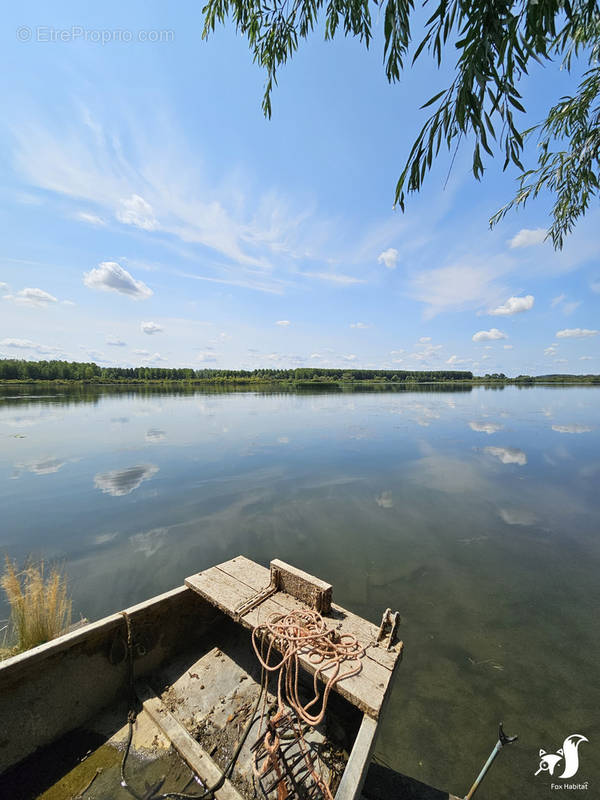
[{"x1": 1, "y1": 1, "x2": 599, "y2": 375}]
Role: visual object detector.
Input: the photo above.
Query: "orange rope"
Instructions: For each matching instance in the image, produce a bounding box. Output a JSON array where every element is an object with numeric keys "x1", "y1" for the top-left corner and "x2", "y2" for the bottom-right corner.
[{"x1": 251, "y1": 610, "x2": 364, "y2": 798}]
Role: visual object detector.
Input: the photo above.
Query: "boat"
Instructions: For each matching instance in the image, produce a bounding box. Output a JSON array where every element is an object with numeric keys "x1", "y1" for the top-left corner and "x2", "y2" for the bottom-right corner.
[{"x1": 0, "y1": 556, "x2": 418, "y2": 800}]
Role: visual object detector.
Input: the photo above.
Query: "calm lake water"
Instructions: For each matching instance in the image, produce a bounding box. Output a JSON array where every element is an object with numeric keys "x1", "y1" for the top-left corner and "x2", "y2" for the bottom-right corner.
[{"x1": 1, "y1": 384, "x2": 599, "y2": 798}]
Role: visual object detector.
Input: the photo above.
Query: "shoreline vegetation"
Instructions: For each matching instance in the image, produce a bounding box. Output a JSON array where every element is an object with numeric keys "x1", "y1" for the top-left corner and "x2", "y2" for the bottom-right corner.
[{"x1": 0, "y1": 358, "x2": 599, "y2": 387}]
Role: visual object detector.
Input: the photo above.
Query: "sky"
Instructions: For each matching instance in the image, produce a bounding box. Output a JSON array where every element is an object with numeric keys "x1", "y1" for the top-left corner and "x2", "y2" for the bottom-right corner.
[{"x1": 1, "y1": 1, "x2": 599, "y2": 376}]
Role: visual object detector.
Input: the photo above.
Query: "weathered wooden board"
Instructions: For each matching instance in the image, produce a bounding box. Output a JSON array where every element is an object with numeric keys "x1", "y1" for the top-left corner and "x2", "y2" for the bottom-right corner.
[
  {"x1": 335, "y1": 715, "x2": 379, "y2": 800},
  {"x1": 136, "y1": 681, "x2": 244, "y2": 800},
  {"x1": 185, "y1": 557, "x2": 403, "y2": 719},
  {"x1": 271, "y1": 558, "x2": 332, "y2": 614},
  {"x1": 210, "y1": 557, "x2": 402, "y2": 670}
]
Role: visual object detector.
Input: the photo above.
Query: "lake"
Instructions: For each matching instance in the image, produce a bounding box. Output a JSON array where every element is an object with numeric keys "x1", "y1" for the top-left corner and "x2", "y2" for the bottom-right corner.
[{"x1": 1, "y1": 384, "x2": 598, "y2": 798}]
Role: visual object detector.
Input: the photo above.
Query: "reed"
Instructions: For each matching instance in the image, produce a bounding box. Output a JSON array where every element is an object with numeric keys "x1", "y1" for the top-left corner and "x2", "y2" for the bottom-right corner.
[{"x1": 0, "y1": 557, "x2": 72, "y2": 657}]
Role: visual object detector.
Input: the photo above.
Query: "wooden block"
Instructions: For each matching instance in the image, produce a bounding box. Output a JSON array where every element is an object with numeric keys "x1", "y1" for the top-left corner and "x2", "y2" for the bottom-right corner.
[
  {"x1": 136, "y1": 681, "x2": 244, "y2": 800},
  {"x1": 270, "y1": 558, "x2": 332, "y2": 614}
]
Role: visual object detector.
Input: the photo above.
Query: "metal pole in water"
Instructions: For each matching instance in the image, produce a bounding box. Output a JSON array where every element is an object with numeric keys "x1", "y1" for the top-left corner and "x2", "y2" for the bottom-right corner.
[{"x1": 463, "y1": 723, "x2": 518, "y2": 800}]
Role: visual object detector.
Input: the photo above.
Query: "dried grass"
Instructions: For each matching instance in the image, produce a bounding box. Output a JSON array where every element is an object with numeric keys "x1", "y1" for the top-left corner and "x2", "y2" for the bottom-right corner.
[{"x1": 1, "y1": 557, "x2": 72, "y2": 657}]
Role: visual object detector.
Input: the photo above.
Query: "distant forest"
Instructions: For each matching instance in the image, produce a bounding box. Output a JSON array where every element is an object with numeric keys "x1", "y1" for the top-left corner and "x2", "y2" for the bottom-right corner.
[
  {"x1": 0, "y1": 358, "x2": 473, "y2": 383},
  {"x1": 0, "y1": 359, "x2": 598, "y2": 385}
]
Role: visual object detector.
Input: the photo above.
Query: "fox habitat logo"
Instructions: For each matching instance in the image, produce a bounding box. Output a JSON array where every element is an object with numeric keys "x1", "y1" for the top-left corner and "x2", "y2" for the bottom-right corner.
[{"x1": 535, "y1": 734, "x2": 588, "y2": 779}]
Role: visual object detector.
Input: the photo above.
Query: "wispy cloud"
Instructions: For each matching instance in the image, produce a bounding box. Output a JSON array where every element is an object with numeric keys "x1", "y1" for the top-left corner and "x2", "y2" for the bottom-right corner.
[
  {"x1": 75, "y1": 211, "x2": 106, "y2": 226},
  {"x1": 556, "y1": 328, "x2": 598, "y2": 339},
  {"x1": 0, "y1": 337, "x2": 60, "y2": 354},
  {"x1": 301, "y1": 271, "x2": 366, "y2": 285},
  {"x1": 10, "y1": 107, "x2": 343, "y2": 289},
  {"x1": 3, "y1": 287, "x2": 58, "y2": 308},
  {"x1": 275, "y1": 320, "x2": 291, "y2": 327}
]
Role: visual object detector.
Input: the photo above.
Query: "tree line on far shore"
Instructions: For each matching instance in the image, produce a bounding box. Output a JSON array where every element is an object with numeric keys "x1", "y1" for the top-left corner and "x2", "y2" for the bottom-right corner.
[
  {"x1": 0, "y1": 359, "x2": 598, "y2": 384},
  {"x1": 0, "y1": 358, "x2": 474, "y2": 383}
]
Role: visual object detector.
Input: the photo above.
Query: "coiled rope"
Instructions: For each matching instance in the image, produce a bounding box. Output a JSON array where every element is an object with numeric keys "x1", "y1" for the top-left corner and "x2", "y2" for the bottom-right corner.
[{"x1": 251, "y1": 609, "x2": 364, "y2": 798}]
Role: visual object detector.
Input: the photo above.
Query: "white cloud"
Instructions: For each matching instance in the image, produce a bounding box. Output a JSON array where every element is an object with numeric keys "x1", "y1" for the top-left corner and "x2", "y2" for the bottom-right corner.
[
  {"x1": 551, "y1": 293, "x2": 566, "y2": 308},
  {"x1": 552, "y1": 424, "x2": 593, "y2": 434},
  {"x1": 106, "y1": 337, "x2": 127, "y2": 347},
  {"x1": 591, "y1": 280, "x2": 600, "y2": 294},
  {"x1": 489, "y1": 295, "x2": 534, "y2": 316},
  {"x1": 350, "y1": 322, "x2": 369, "y2": 329},
  {"x1": 562, "y1": 301, "x2": 581, "y2": 315},
  {"x1": 84, "y1": 261, "x2": 153, "y2": 299},
  {"x1": 3, "y1": 287, "x2": 58, "y2": 307},
  {"x1": 446, "y1": 355, "x2": 471, "y2": 365},
  {"x1": 544, "y1": 346, "x2": 557, "y2": 356},
  {"x1": 343, "y1": 354, "x2": 357, "y2": 361},
  {"x1": 0, "y1": 282, "x2": 9, "y2": 293},
  {"x1": 134, "y1": 349, "x2": 150, "y2": 356},
  {"x1": 472, "y1": 328, "x2": 507, "y2": 342},
  {"x1": 76, "y1": 211, "x2": 106, "y2": 226},
  {"x1": 469, "y1": 421, "x2": 503, "y2": 434},
  {"x1": 93, "y1": 464, "x2": 158, "y2": 496},
  {"x1": 509, "y1": 228, "x2": 547, "y2": 248},
  {"x1": 141, "y1": 321, "x2": 163, "y2": 335},
  {"x1": 580, "y1": 356, "x2": 594, "y2": 361},
  {"x1": 556, "y1": 328, "x2": 599, "y2": 339},
  {"x1": 503, "y1": 344, "x2": 513, "y2": 350},
  {"x1": 377, "y1": 248, "x2": 399, "y2": 269},
  {"x1": 275, "y1": 320, "x2": 291, "y2": 327},
  {"x1": 409, "y1": 262, "x2": 508, "y2": 318},
  {"x1": 418, "y1": 336, "x2": 431, "y2": 343},
  {"x1": 116, "y1": 194, "x2": 158, "y2": 230},
  {"x1": 144, "y1": 353, "x2": 167, "y2": 363},
  {"x1": 484, "y1": 446, "x2": 527, "y2": 466},
  {"x1": 0, "y1": 338, "x2": 59, "y2": 354}
]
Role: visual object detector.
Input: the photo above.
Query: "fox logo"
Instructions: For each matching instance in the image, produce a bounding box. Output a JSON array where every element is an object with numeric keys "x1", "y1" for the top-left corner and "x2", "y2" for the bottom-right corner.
[{"x1": 535, "y1": 734, "x2": 588, "y2": 779}]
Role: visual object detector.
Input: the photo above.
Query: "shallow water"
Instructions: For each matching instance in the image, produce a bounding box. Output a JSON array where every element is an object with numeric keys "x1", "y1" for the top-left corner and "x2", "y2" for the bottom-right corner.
[{"x1": 1, "y1": 384, "x2": 599, "y2": 798}]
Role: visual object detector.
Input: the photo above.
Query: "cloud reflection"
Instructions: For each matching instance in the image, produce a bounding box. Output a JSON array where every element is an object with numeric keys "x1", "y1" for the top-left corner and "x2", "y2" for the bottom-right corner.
[
  {"x1": 13, "y1": 457, "x2": 66, "y2": 477},
  {"x1": 145, "y1": 428, "x2": 166, "y2": 442},
  {"x1": 376, "y1": 491, "x2": 394, "y2": 508},
  {"x1": 484, "y1": 446, "x2": 527, "y2": 466},
  {"x1": 499, "y1": 508, "x2": 538, "y2": 526},
  {"x1": 94, "y1": 464, "x2": 159, "y2": 496},
  {"x1": 469, "y1": 421, "x2": 503, "y2": 434},
  {"x1": 552, "y1": 424, "x2": 593, "y2": 434},
  {"x1": 130, "y1": 527, "x2": 168, "y2": 557}
]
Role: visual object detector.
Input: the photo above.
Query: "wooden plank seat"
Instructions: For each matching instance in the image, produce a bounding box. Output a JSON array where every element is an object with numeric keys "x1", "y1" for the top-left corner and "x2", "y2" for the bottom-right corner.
[{"x1": 185, "y1": 557, "x2": 403, "y2": 719}]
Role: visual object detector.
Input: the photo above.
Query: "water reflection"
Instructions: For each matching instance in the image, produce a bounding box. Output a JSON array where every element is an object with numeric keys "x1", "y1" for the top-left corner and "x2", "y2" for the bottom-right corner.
[
  {"x1": 498, "y1": 508, "x2": 538, "y2": 526},
  {"x1": 551, "y1": 424, "x2": 593, "y2": 434},
  {"x1": 145, "y1": 428, "x2": 166, "y2": 442},
  {"x1": 13, "y1": 457, "x2": 66, "y2": 476},
  {"x1": 93, "y1": 464, "x2": 159, "y2": 496},
  {"x1": 484, "y1": 446, "x2": 527, "y2": 465},
  {"x1": 0, "y1": 384, "x2": 599, "y2": 800},
  {"x1": 469, "y1": 421, "x2": 503, "y2": 434}
]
